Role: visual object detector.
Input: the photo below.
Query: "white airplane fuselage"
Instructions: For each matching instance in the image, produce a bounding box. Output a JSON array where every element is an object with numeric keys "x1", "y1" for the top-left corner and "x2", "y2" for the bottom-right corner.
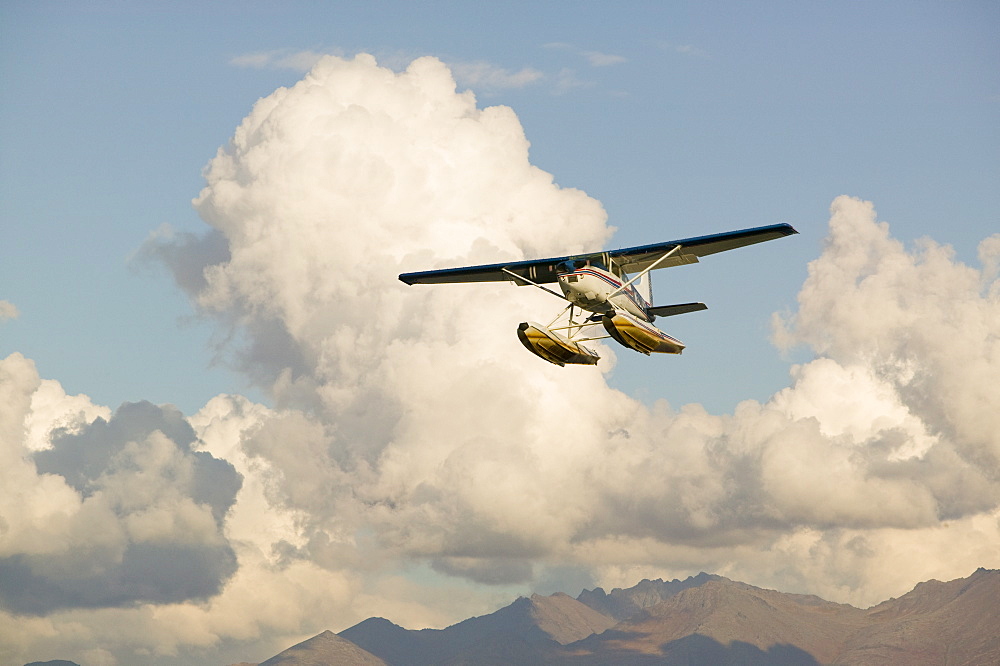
[{"x1": 556, "y1": 264, "x2": 651, "y2": 321}]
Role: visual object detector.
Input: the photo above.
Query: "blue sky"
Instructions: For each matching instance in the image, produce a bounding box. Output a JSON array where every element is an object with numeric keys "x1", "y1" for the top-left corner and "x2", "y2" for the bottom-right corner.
[
  {"x1": 1, "y1": 3, "x2": 999, "y2": 665},
  {"x1": 3, "y1": 1, "x2": 996, "y2": 415}
]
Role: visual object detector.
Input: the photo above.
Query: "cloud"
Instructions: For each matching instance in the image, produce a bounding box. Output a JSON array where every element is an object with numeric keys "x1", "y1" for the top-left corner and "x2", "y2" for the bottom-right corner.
[
  {"x1": 672, "y1": 44, "x2": 708, "y2": 58},
  {"x1": 230, "y1": 49, "x2": 329, "y2": 71},
  {"x1": 773, "y1": 197, "x2": 1000, "y2": 470},
  {"x1": 230, "y1": 48, "x2": 543, "y2": 96},
  {"x1": 0, "y1": 300, "x2": 17, "y2": 321},
  {"x1": 24, "y1": 376, "x2": 111, "y2": 453},
  {"x1": 540, "y1": 44, "x2": 626, "y2": 94},
  {"x1": 147, "y1": 54, "x2": 999, "y2": 607},
  {"x1": 0, "y1": 356, "x2": 241, "y2": 616},
  {"x1": 449, "y1": 61, "x2": 544, "y2": 93},
  {"x1": 3, "y1": 54, "x2": 999, "y2": 664},
  {"x1": 228, "y1": 45, "x2": 613, "y2": 97},
  {"x1": 582, "y1": 51, "x2": 628, "y2": 67},
  {"x1": 657, "y1": 41, "x2": 710, "y2": 58},
  {"x1": 553, "y1": 68, "x2": 594, "y2": 95},
  {"x1": 544, "y1": 42, "x2": 627, "y2": 67}
]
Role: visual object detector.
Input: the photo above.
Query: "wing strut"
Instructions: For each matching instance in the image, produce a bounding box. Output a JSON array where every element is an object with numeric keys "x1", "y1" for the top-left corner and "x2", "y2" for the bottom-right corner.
[
  {"x1": 544, "y1": 303, "x2": 570, "y2": 328},
  {"x1": 501, "y1": 267, "x2": 566, "y2": 300},
  {"x1": 607, "y1": 245, "x2": 682, "y2": 299}
]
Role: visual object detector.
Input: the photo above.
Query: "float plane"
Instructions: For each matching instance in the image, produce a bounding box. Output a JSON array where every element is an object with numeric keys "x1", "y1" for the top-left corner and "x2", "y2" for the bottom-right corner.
[{"x1": 399, "y1": 223, "x2": 797, "y2": 365}]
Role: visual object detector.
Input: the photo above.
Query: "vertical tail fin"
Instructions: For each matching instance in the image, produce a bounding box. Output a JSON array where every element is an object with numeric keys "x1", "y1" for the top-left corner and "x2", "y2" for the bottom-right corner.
[{"x1": 635, "y1": 272, "x2": 653, "y2": 308}]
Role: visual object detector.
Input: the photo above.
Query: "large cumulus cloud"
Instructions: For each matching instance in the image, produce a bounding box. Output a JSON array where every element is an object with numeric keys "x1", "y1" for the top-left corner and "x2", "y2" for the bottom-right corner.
[
  {"x1": 3, "y1": 54, "x2": 999, "y2": 665},
  {"x1": 0, "y1": 355, "x2": 241, "y2": 616},
  {"x1": 148, "y1": 55, "x2": 1000, "y2": 595},
  {"x1": 774, "y1": 197, "x2": 1000, "y2": 473},
  {"x1": 148, "y1": 53, "x2": 624, "y2": 584}
]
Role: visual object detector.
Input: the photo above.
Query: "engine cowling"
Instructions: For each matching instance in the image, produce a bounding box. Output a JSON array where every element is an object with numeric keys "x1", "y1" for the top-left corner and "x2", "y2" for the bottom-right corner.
[
  {"x1": 602, "y1": 311, "x2": 685, "y2": 355},
  {"x1": 517, "y1": 322, "x2": 600, "y2": 366}
]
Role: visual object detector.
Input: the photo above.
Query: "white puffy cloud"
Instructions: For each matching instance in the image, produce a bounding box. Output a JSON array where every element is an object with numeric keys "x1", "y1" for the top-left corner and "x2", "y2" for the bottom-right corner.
[
  {"x1": 774, "y1": 196, "x2": 1000, "y2": 472},
  {"x1": 24, "y1": 377, "x2": 111, "y2": 452},
  {"x1": 156, "y1": 54, "x2": 999, "y2": 604},
  {"x1": 4, "y1": 54, "x2": 999, "y2": 664},
  {"x1": 0, "y1": 355, "x2": 241, "y2": 619}
]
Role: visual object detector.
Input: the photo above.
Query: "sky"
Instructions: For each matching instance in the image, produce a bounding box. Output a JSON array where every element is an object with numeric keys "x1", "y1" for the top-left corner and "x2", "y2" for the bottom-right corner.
[{"x1": 1, "y1": 2, "x2": 998, "y2": 665}]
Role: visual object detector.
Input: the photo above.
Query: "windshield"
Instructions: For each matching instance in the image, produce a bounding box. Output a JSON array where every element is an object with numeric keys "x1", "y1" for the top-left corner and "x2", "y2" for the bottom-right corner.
[{"x1": 557, "y1": 258, "x2": 606, "y2": 273}]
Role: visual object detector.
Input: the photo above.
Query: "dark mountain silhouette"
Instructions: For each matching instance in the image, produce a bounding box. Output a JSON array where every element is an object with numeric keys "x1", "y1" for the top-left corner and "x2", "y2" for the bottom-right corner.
[
  {"x1": 234, "y1": 568, "x2": 1000, "y2": 665},
  {"x1": 339, "y1": 592, "x2": 615, "y2": 665}
]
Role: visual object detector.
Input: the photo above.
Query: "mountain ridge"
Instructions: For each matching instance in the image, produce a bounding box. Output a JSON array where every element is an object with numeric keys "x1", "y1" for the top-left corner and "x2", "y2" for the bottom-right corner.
[
  {"x1": 224, "y1": 568, "x2": 999, "y2": 665},
  {"x1": 257, "y1": 630, "x2": 386, "y2": 666}
]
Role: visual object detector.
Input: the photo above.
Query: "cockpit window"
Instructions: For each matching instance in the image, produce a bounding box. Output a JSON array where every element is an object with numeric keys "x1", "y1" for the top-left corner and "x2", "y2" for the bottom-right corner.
[{"x1": 558, "y1": 258, "x2": 605, "y2": 272}]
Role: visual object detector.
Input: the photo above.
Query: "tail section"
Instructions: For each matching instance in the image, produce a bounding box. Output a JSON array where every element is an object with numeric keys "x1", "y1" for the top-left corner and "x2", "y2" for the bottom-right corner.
[{"x1": 646, "y1": 302, "x2": 708, "y2": 318}]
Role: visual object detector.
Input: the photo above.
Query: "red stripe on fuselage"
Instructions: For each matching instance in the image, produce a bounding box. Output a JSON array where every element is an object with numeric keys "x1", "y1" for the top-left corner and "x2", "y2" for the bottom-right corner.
[{"x1": 560, "y1": 269, "x2": 650, "y2": 314}]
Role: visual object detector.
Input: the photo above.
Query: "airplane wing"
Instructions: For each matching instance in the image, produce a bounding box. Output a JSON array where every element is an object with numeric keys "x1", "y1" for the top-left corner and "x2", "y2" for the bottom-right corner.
[
  {"x1": 608, "y1": 223, "x2": 798, "y2": 273},
  {"x1": 398, "y1": 223, "x2": 797, "y2": 285},
  {"x1": 398, "y1": 253, "x2": 571, "y2": 286}
]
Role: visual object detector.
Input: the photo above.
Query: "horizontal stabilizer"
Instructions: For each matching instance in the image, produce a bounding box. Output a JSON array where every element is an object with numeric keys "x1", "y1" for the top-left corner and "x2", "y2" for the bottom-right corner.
[{"x1": 647, "y1": 302, "x2": 708, "y2": 318}]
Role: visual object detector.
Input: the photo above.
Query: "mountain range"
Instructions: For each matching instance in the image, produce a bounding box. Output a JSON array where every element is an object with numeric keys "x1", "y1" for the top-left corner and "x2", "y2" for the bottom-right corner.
[
  {"x1": 26, "y1": 569, "x2": 999, "y2": 665},
  {"x1": 232, "y1": 568, "x2": 999, "y2": 665}
]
